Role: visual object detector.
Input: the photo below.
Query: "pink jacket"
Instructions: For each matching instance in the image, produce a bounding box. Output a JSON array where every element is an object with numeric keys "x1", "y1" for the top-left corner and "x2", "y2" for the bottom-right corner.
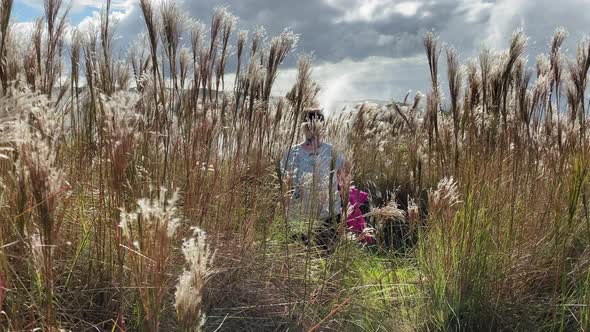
[{"x1": 348, "y1": 186, "x2": 368, "y2": 233}]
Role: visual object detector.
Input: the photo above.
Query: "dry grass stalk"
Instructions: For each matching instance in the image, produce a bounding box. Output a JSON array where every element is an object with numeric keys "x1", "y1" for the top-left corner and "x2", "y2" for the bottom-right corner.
[
  {"x1": 99, "y1": 0, "x2": 113, "y2": 95},
  {"x1": 0, "y1": 0, "x2": 14, "y2": 94},
  {"x1": 175, "y1": 228, "x2": 211, "y2": 331},
  {"x1": 43, "y1": 0, "x2": 70, "y2": 98},
  {"x1": 32, "y1": 18, "x2": 43, "y2": 86},
  {"x1": 160, "y1": 0, "x2": 183, "y2": 100},
  {"x1": 549, "y1": 27, "x2": 568, "y2": 144},
  {"x1": 139, "y1": 0, "x2": 161, "y2": 112},
  {"x1": 499, "y1": 29, "x2": 527, "y2": 130},
  {"x1": 69, "y1": 29, "x2": 83, "y2": 134},
  {"x1": 3, "y1": 92, "x2": 68, "y2": 328},
  {"x1": 263, "y1": 29, "x2": 299, "y2": 102},
  {"x1": 446, "y1": 47, "x2": 462, "y2": 168},
  {"x1": 423, "y1": 32, "x2": 441, "y2": 165},
  {"x1": 567, "y1": 37, "x2": 590, "y2": 137},
  {"x1": 119, "y1": 188, "x2": 182, "y2": 331},
  {"x1": 214, "y1": 9, "x2": 236, "y2": 102}
]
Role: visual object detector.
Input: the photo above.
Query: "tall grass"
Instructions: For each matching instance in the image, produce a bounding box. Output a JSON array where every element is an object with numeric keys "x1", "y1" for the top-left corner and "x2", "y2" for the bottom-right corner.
[
  {"x1": 0, "y1": 1, "x2": 590, "y2": 331},
  {"x1": 347, "y1": 27, "x2": 590, "y2": 331}
]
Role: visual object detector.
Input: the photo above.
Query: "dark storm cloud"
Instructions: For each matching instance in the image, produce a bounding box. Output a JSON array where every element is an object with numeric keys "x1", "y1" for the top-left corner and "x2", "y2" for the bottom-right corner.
[
  {"x1": 101, "y1": 0, "x2": 590, "y2": 108},
  {"x1": 112, "y1": 0, "x2": 489, "y2": 64}
]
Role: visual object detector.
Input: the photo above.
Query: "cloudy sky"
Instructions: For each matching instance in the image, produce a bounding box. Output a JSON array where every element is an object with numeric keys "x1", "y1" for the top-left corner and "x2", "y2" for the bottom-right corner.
[{"x1": 11, "y1": 0, "x2": 590, "y2": 112}]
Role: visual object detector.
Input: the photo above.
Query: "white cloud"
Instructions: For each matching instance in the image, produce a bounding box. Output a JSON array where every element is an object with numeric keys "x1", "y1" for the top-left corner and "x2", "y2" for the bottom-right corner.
[
  {"x1": 11, "y1": 21, "x2": 35, "y2": 36},
  {"x1": 267, "y1": 55, "x2": 428, "y2": 113},
  {"x1": 483, "y1": 0, "x2": 590, "y2": 54},
  {"x1": 394, "y1": 1, "x2": 421, "y2": 17},
  {"x1": 326, "y1": 0, "x2": 423, "y2": 23},
  {"x1": 11, "y1": 0, "x2": 137, "y2": 49},
  {"x1": 483, "y1": 0, "x2": 528, "y2": 49},
  {"x1": 456, "y1": 0, "x2": 494, "y2": 23}
]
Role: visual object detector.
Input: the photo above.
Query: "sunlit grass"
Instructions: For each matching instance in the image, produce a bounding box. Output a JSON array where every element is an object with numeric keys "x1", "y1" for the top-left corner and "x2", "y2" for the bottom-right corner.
[{"x1": 1, "y1": 0, "x2": 590, "y2": 330}]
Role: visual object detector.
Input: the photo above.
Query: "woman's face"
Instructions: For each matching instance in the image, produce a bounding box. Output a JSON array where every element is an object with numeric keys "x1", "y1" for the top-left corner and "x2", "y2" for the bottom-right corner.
[{"x1": 303, "y1": 119, "x2": 324, "y2": 139}]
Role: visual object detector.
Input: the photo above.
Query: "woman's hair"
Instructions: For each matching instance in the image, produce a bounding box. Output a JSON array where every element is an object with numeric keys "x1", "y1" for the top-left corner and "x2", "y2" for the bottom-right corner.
[{"x1": 302, "y1": 108, "x2": 325, "y2": 122}]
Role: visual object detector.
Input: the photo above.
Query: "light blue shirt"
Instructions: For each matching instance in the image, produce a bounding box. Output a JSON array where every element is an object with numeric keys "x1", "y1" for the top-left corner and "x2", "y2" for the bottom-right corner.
[{"x1": 280, "y1": 142, "x2": 344, "y2": 221}]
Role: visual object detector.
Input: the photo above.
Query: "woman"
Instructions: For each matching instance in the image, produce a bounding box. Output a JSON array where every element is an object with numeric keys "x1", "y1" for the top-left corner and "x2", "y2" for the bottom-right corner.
[{"x1": 280, "y1": 109, "x2": 345, "y2": 250}]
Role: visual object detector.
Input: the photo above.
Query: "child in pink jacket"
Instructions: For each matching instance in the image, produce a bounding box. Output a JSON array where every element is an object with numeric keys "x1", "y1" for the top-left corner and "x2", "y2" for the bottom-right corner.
[{"x1": 348, "y1": 186, "x2": 375, "y2": 244}]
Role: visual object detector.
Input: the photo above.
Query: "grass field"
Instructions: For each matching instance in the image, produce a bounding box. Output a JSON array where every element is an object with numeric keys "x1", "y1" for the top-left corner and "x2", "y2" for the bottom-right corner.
[{"x1": 1, "y1": 0, "x2": 590, "y2": 331}]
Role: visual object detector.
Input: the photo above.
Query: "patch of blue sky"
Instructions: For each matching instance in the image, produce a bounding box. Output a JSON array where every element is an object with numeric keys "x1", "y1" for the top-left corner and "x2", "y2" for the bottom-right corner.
[
  {"x1": 12, "y1": 1, "x2": 42, "y2": 22},
  {"x1": 12, "y1": 1, "x2": 97, "y2": 24}
]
